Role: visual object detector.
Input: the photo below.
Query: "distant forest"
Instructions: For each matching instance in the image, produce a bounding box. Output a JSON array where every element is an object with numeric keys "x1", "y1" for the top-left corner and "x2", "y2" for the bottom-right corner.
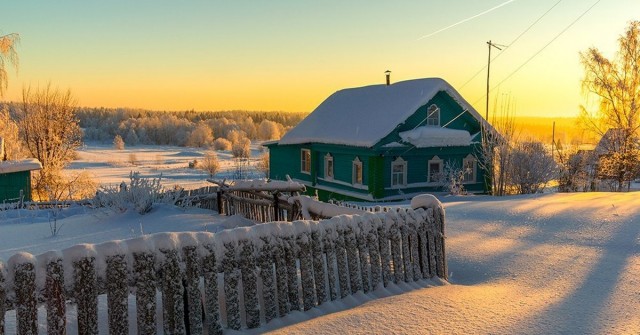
[{"x1": 75, "y1": 108, "x2": 308, "y2": 147}]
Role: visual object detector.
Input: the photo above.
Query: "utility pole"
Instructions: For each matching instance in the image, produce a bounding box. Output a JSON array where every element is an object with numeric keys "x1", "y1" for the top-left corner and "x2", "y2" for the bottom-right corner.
[{"x1": 486, "y1": 40, "x2": 503, "y2": 121}]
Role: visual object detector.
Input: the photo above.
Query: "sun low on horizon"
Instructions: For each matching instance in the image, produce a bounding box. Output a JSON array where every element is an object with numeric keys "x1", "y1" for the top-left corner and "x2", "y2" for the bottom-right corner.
[{"x1": 1, "y1": 0, "x2": 638, "y2": 117}]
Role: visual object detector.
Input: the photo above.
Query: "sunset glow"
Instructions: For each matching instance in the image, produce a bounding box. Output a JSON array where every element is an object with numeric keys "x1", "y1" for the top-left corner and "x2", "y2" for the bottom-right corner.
[{"x1": 2, "y1": 1, "x2": 638, "y2": 116}]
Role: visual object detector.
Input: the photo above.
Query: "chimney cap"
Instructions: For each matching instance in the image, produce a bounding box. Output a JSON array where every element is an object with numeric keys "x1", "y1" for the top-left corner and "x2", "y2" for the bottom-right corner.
[{"x1": 385, "y1": 70, "x2": 391, "y2": 86}]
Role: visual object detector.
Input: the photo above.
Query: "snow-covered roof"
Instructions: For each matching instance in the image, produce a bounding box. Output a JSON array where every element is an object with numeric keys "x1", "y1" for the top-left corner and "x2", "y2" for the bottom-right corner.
[
  {"x1": 278, "y1": 78, "x2": 484, "y2": 147},
  {"x1": 399, "y1": 126, "x2": 471, "y2": 148},
  {"x1": 0, "y1": 158, "x2": 42, "y2": 174}
]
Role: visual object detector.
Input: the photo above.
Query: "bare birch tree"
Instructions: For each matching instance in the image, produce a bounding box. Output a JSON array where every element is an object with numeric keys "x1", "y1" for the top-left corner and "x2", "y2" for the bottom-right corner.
[
  {"x1": 17, "y1": 84, "x2": 83, "y2": 200},
  {"x1": 579, "y1": 21, "x2": 640, "y2": 191},
  {"x1": 0, "y1": 33, "x2": 19, "y2": 97}
]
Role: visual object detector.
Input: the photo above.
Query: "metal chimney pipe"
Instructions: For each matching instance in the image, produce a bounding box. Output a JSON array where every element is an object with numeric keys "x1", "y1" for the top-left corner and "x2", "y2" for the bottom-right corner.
[{"x1": 385, "y1": 70, "x2": 391, "y2": 86}]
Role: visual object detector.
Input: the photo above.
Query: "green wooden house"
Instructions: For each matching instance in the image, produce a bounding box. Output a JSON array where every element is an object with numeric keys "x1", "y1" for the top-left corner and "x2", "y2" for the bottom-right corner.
[
  {"x1": 264, "y1": 78, "x2": 495, "y2": 201},
  {"x1": 0, "y1": 159, "x2": 42, "y2": 202}
]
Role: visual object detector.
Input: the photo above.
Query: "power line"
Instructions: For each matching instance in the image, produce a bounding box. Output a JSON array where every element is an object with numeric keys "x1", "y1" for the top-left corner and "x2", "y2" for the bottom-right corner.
[
  {"x1": 459, "y1": 0, "x2": 563, "y2": 90},
  {"x1": 471, "y1": 0, "x2": 602, "y2": 106}
]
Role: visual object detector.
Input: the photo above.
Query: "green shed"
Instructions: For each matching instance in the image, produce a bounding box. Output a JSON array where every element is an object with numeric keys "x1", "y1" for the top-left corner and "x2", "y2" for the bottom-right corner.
[
  {"x1": 0, "y1": 159, "x2": 42, "y2": 202},
  {"x1": 265, "y1": 77, "x2": 498, "y2": 202}
]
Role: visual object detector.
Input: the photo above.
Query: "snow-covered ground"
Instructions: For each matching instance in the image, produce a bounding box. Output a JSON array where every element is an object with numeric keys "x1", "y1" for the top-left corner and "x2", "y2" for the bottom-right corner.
[
  {"x1": 1, "y1": 191, "x2": 638, "y2": 334},
  {"x1": 68, "y1": 143, "x2": 267, "y2": 189}
]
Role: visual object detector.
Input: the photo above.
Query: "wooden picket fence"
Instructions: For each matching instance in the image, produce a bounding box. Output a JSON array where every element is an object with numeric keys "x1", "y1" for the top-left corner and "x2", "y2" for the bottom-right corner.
[{"x1": 0, "y1": 202, "x2": 446, "y2": 334}]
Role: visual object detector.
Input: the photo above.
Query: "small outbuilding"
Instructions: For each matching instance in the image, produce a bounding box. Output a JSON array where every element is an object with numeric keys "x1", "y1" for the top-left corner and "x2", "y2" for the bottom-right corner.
[{"x1": 0, "y1": 158, "x2": 42, "y2": 202}]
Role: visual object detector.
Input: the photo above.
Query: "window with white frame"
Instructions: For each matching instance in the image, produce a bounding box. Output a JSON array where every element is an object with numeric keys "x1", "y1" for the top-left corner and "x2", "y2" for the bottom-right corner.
[
  {"x1": 324, "y1": 153, "x2": 334, "y2": 180},
  {"x1": 428, "y1": 156, "x2": 443, "y2": 183},
  {"x1": 352, "y1": 157, "x2": 363, "y2": 185},
  {"x1": 426, "y1": 104, "x2": 440, "y2": 126},
  {"x1": 463, "y1": 154, "x2": 477, "y2": 183},
  {"x1": 301, "y1": 149, "x2": 311, "y2": 174},
  {"x1": 391, "y1": 157, "x2": 407, "y2": 187}
]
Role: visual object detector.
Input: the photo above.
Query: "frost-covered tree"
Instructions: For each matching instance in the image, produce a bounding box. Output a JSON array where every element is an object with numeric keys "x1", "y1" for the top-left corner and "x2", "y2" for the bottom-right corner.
[
  {"x1": 17, "y1": 84, "x2": 82, "y2": 200},
  {"x1": 579, "y1": 21, "x2": 640, "y2": 191},
  {"x1": 257, "y1": 119, "x2": 283, "y2": 140},
  {"x1": 508, "y1": 141, "x2": 557, "y2": 194},
  {"x1": 0, "y1": 33, "x2": 19, "y2": 97},
  {"x1": 187, "y1": 121, "x2": 214, "y2": 147},
  {"x1": 232, "y1": 137, "x2": 251, "y2": 159},
  {"x1": 212, "y1": 138, "x2": 232, "y2": 151},
  {"x1": 201, "y1": 151, "x2": 219, "y2": 177},
  {"x1": 0, "y1": 105, "x2": 24, "y2": 160},
  {"x1": 113, "y1": 134, "x2": 125, "y2": 150}
]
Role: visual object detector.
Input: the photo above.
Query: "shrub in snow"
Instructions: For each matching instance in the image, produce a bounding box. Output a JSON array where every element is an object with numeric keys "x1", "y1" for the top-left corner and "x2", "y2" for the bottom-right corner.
[
  {"x1": 93, "y1": 172, "x2": 164, "y2": 214},
  {"x1": 212, "y1": 137, "x2": 232, "y2": 151},
  {"x1": 113, "y1": 134, "x2": 125, "y2": 150}
]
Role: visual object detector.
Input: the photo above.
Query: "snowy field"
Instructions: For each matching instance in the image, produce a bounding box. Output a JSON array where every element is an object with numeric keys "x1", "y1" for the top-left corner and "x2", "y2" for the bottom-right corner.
[
  {"x1": 1, "y1": 189, "x2": 638, "y2": 334},
  {"x1": 68, "y1": 143, "x2": 267, "y2": 190}
]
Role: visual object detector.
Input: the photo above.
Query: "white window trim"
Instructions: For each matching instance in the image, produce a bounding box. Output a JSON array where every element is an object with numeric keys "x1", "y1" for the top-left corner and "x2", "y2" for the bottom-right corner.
[
  {"x1": 324, "y1": 153, "x2": 334, "y2": 180},
  {"x1": 352, "y1": 157, "x2": 363, "y2": 185},
  {"x1": 391, "y1": 157, "x2": 407, "y2": 188},
  {"x1": 428, "y1": 155, "x2": 443, "y2": 184},
  {"x1": 463, "y1": 154, "x2": 477, "y2": 183},
  {"x1": 427, "y1": 104, "x2": 440, "y2": 126},
  {"x1": 301, "y1": 149, "x2": 311, "y2": 174}
]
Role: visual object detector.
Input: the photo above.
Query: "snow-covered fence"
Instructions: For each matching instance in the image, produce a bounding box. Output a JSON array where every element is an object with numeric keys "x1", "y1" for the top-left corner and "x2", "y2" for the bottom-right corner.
[
  {"x1": 211, "y1": 179, "x2": 306, "y2": 222},
  {"x1": 0, "y1": 197, "x2": 445, "y2": 334}
]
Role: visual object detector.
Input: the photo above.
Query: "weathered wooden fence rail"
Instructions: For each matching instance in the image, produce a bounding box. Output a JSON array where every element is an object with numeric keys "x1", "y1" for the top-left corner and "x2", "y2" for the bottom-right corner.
[{"x1": 0, "y1": 199, "x2": 445, "y2": 334}]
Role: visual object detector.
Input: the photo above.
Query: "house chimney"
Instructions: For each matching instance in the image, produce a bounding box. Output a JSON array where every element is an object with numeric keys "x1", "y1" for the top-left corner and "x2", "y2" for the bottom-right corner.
[{"x1": 385, "y1": 70, "x2": 391, "y2": 86}]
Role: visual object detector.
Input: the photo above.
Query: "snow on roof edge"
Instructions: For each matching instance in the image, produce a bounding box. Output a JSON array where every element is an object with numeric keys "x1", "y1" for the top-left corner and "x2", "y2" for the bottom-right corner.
[{"x1": 0, "y1": 159, "x2": 43, "y2": 174}]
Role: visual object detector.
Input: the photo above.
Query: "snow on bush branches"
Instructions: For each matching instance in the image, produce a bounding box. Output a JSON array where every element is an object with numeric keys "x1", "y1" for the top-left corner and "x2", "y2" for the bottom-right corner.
[{"x1": 93, "y1": 171, "x2": 174, "y2": 214}]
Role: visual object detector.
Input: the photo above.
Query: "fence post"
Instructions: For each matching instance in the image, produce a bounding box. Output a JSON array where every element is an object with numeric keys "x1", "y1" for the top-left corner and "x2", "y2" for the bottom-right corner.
[
  {"x1": 356, "y1": 218, "x2": 371, "y2": 293},
  {"x1": 322, "y1": 226, "x2": 338, "y2": 301},
  {"x1": 407, "y1": 211, "x2": 422, "y2": 282},
  {"x1": 222, "y1": 241, "x2": 241, "y2": 330},
  {"x1": 202, "y1": 244, "x2": 222, "y2": 335},
  {"x1": 45, "y1": 256, "x2": 66, "y2": 335},
  {"x1": 298, "y1": 230, "x2": 316, "y2": 311},
  {"x1": 344, "y1": 224, "x2": 362, "y2": 294},
  {"x1": 75, "y1": 255, "x2": 98, "y2": 335},
  {"x1": 273, "y1": 192, "x2": 280, "y2": 221},
  {"x1": 367, "y1": 215, "x2": 382, "y2": 290},
  {"x1": 11, "y1": 253, "x2": 37, "y2": 335},
  {"x1": 433, "y1": 205, "x2": 447, "y2": 280},
  {"x1": 182, "y1": 245, "x2": 203, "y2": 335},
  {"x1": 216, "y1": 190, "x2": 223, "y2": 215},
  {"x1": 335, "y1": 226, "x2": 349, "y2": 298},
  {"x1": 388, "y1": 214, "x2": 404, "y2": 284},
  {"x1": 239, "y1": 239, "x2": 260, "y2": 328},
  {"x1": 311, "y1": 229, "x2": 327, "y2": 304},
  {"x1": 105, "y1": 254, "x2": 128, "y2": 335},
  {"x1": 273, "y1": 239, "x2": 290, "y2": 317},
  {"x1": 258, "y1": 236, "x2": 277, "y2": 323},
  {"x1": 133, "y1": 252, "x2": 157, "y2": 335},
  {"x1": 159, "y1": 248, "x2": 185, "y2": 334},
  {"x1": 284, "y1": 235, "x2": 300, "y2": 311},
  {"x1": 0, "y1": 262, "x2": 5, "y2": 335},
  {"x1": 377, "y1": 222, "x2": 392, "y2": 287}
]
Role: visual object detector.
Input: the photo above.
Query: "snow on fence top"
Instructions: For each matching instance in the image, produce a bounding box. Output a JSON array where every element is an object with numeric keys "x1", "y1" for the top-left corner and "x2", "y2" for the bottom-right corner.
[
  {"x1": 277, "y1": 77, "x2": 484, "y2": 147},
  {"x1": 209, "y1": 178, "x2": 306, "y2": 192},
  {"x1": 0, "y1": 158, "x2": 42, "y2": 174}
]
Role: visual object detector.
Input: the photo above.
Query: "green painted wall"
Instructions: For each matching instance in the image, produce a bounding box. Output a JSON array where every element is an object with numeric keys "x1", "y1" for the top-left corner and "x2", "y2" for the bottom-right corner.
[{"x1": 0, "y1": 171, "x2": 32, "y2": 202}]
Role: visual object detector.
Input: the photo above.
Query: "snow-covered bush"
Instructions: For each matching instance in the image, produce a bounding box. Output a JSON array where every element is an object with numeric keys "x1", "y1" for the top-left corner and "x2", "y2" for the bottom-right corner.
[
  {"x1": 113, "y1": 135, "x2": 125, "y2": 150},
  {"x1": 212, "y1": 138, "x2": 231, "y2": 151},
  {"x1": 93, "y1": 172, "x2": 164, "y2": 214}
]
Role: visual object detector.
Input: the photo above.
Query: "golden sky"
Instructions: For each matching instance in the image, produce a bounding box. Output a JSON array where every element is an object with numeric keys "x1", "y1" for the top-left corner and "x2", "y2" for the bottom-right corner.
[{"x1": 1, "y1": 0, "x2": 638, "y2": 117}]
